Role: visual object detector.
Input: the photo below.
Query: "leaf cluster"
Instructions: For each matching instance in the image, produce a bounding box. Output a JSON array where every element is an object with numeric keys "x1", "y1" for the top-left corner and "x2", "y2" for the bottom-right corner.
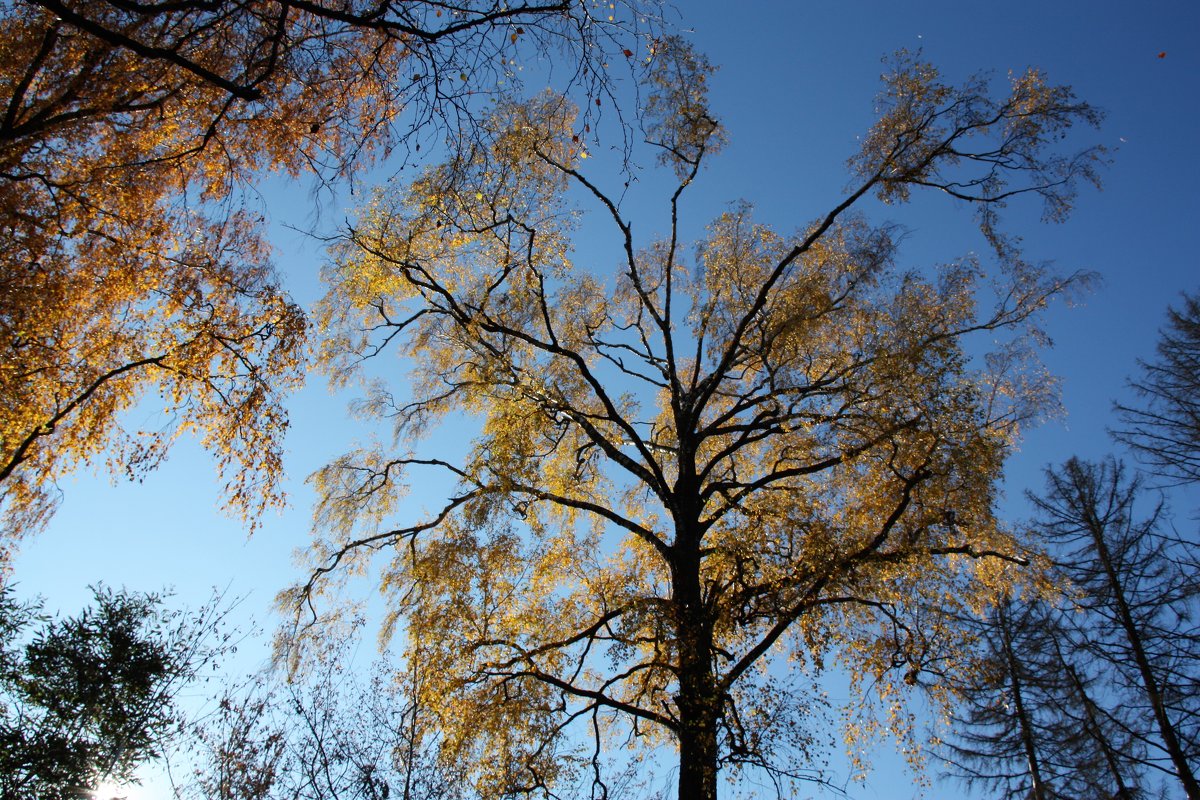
[
  {"x1": 0, "y1": 585, "x2": 231, "y2": 800},
  {"x1": 0, "y1": 0, "x2": 652, "y2": 550},
  {"x1": 294, "y1": 41, "x2": 1105, "y2": 797}
]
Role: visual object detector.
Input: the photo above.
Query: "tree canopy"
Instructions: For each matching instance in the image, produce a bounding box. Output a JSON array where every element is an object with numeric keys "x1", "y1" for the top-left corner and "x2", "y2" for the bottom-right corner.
[
  {"x1": 0, "y1": 0, "x2": 644, "y2": 558},
  {"x1": 290, "y1": 40, "x2": 1104, "y2": 799},
  {"x1": 1115, "y1": 290, "x2": 1200, "y2": 487},
  {"x1": 0, "y1": 585, "x2": 229, "y2": 799}
]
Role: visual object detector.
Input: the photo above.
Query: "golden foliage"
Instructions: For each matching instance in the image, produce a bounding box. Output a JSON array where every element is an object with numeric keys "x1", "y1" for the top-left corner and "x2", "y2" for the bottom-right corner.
[
  {"x1": 0, "y1": 0, "x2": 639, "y2": 553},
  {"x1": 295, "y1": 41, "x2": 1102, "y2": 796}
]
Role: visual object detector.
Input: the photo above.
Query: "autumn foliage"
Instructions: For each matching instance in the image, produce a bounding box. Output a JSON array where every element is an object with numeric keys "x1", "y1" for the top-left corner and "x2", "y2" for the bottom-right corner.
[
  {"x1": 0, "y1": 0, "x2": 635, "y2": 555},
  {"x1": 292, "y1": 40, "x2": 1103, "y2": 798}
]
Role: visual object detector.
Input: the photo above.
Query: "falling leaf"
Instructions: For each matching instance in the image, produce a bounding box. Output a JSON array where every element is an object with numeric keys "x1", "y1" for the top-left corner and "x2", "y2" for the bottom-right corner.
[
  {"x1": 1158, "y1": 51, "x2": 1167, "y2": 58},
  {"x1": 623, "y1": 49, "x2": 633, "y2": 57}
]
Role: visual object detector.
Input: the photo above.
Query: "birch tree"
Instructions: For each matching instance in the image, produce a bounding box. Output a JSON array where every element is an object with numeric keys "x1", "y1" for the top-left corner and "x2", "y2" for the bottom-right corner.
[
  {"x1": 295, "y1": 41, "x2": 1104, "y2": 799},
  {"x1": 0, "y1": 0, "x2": 644, "y2": 554}
]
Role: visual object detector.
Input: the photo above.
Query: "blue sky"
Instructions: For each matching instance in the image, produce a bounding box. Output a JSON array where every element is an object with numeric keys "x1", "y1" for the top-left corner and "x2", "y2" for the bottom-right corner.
[{"x1": 15, "y1": 0, "x2": 1200, "y2": 796}]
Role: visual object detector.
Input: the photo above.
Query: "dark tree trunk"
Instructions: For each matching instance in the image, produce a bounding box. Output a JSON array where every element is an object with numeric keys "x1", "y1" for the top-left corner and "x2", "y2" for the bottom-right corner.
[
  {"x1": 1064, "y1": 662, "x2": 1134, "y2": 799},
  {"x1": 1086, "y1": 515, "x2": 1200, "y2": 800},
  {"x1": 998, "y1": 603, "x2": 1048, "y2": 800},
  {"x1": 672, "y1": 492, "x2": 720, "y2": 800},
  {"x1": 676, "y1": 667, "x2": 719, "y2": 800}
]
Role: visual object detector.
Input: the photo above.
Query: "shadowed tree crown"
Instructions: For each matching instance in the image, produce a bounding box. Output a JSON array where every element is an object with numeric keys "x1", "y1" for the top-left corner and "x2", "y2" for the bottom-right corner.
[{"x1": 1115, "y1": 290, "x2": 1200, "y2": 487}]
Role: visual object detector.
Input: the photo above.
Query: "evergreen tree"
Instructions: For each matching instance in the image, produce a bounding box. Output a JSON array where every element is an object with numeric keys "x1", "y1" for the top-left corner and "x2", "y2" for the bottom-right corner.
[{"x1": 0, "y1": 586, "x2": 226, "y2": 800}]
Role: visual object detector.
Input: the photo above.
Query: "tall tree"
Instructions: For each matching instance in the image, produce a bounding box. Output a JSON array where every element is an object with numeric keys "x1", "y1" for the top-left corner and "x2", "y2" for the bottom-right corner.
[
  {"x1": 0, "y1": 586, "x2": 230, "y2": 799},
  {"x1": 1029, "y1": 457, "x2": 1200, "y2": 799},
  {"x1": 939, "y1": 592, "x2": 1145, "y2": 799},
  {"x1": 0, "y1": 0, "x2": 644, "y2": 554},
  {"x1": 292, "y1": 41, "x2": 1104, "y2": 799},
  {"x1": 1114, "y1": 290, "x2": 1200, "y2": 486}
]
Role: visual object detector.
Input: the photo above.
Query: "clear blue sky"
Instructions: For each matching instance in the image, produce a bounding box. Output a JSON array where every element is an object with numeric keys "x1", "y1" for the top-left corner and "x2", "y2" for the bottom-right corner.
[{"x1": 15, "y1": 1, "x2": 1200, "y2": 797}]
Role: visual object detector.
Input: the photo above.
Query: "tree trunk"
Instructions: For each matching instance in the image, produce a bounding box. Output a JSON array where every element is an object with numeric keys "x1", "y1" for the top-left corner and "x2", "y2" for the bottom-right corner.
[
  {"x1": 1064, "y1": 662, "x2": 1134, "y2": 799},
  {"x1": 672, "y1": 498, "x2": 720, "y2": 800},
  {"x1": 998, "y1": 602, "x2": 1048, "y2": 800},
  {"x1": 1086, "y1": 516, "x2": 1200, "y2": 800},
  {"x1": 676, "y1": 676, "x2": 719, "y2": 800},
  {"x1": 676, "y1": 624, "x2": 719, "y2": 800}
]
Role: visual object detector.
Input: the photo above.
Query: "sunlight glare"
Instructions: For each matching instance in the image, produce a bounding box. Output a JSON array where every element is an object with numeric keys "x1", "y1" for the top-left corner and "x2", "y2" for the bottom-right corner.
[{"x1": 92, "y1": 779, "x2": 143, "y2": 800}]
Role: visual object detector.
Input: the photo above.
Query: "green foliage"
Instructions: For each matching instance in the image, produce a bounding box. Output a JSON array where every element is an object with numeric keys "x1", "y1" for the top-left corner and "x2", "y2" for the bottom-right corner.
[{"x1": 0, "y1": 586, "x2": 227, "y2": 800}]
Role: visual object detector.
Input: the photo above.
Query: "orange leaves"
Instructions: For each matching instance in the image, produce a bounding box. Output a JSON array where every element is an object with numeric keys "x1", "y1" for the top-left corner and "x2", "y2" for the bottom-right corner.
[
  {"x1": 1, "y1": 0, "x2": 634, "y2": 546},
  {"x1": 290, "y1": 30, "x2": 1104, "y2": 798},
  {"x1": 0, "y1": 9, "x2": 306, "y2": 541},
  {"x1": 0, "y1": 7, "x2": 310, "y2": 534},
  {"x1": 0, "y1": 191, "x2": 306, "y2": 539},
  {"x1": 643, "y1": 36, "x2": 725, "y2": 178}
]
